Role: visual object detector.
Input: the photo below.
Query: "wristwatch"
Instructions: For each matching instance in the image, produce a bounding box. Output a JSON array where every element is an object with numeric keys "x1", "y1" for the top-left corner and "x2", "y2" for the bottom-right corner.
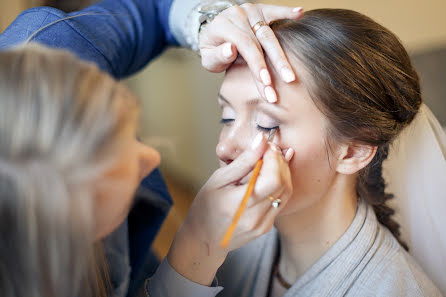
[
  {"x1": 198, "y1": 0, "x2": 238, "y2": 28},
  {"x1": 185, "y1": 0, "x2": 243, "y2": 52}
]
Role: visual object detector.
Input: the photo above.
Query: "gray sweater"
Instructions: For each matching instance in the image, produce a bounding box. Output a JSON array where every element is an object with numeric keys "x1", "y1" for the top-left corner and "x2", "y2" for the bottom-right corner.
[
  {"x1": 215, "y1": 200, "x2": 442, "y2": 297},
  {"x1": 147, "y1": 200, "x2": 442, "y2": 297}
]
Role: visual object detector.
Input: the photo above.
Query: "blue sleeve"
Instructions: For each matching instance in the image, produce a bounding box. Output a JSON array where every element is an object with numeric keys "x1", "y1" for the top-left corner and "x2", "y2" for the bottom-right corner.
[{"x1": 0, "y1": 0, "x2": 178, "y2": 79}]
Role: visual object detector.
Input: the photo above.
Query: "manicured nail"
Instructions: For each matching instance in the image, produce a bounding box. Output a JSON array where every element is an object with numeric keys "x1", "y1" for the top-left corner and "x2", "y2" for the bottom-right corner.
[
  {"x1": 285, "y1": 148, "x2": 295, "y2": 162},
  {"x1": 252, "y1": 133, "x2": 264, "y2": 149},
  {"x1": 281, "y1": 67, "x2": 296, "y2": 83},
  {"x1": 264, "y1": 86, "x2": 277, "y2": 103},
  {"x1": 293, "y1": 7, "x2": 303, "y2": 13},
  {"x1": 260, "y1": 68, "x2": 272, "y2": 85},
  {"x1": 223, "y1": 43, "x2": 233, "y2": 58}
]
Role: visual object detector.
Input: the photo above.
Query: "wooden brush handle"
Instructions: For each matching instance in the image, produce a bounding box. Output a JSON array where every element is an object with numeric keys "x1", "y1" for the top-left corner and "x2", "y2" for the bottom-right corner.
[{"x1": 220, "y1": 159, "x2": 264, "y2": 248}]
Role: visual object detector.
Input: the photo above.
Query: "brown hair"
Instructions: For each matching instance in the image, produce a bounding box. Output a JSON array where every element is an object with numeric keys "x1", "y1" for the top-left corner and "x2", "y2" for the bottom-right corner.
[{"x1": 271, "y1": 9, "x2": 422, "y2": 250}]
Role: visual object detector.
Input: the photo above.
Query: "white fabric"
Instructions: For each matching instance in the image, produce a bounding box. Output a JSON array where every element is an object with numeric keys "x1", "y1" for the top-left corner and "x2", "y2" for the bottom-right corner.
[{"x1": 383, "y1": 103, "x2": 446, "y2": 295}]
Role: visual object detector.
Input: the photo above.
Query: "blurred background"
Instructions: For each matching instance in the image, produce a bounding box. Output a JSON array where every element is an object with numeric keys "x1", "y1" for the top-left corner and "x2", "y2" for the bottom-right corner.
[{"x1": 1, "y1": 0, "x2": 445, "y2": 258}]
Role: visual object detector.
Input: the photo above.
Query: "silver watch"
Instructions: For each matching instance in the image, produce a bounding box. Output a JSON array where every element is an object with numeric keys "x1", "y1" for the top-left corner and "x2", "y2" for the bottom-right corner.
[
  {"x1": 182, "y1": 0, "x2": 245, "y2": 52},
  {"x1": 198, "y1": 0, "x2": 237, "y2": 28}
]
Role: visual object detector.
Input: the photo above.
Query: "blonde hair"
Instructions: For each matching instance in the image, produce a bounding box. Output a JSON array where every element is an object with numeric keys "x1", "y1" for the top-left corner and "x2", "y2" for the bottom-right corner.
[{"x1": 0, "y1": 43, "x2": 140, "y2": 297}]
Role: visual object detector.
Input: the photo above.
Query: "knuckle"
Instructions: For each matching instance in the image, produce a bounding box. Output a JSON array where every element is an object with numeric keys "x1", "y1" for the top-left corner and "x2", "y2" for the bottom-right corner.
[
  {"x1": 231, "y1": 5, "x2": 246, "y2": 17},
  {"x1": 238, "y1": 32, "x2": 254, "y2": 46},
  {"x1": 212, "y1": 15, "x2": 227, "y2": 27},
  {"x1": 255, "y1": 26, "x2": 272, "y2": 40},
  {"x1": 240, "y1": 3, "x2": 254, "y2": 10},
  {"x1": 201, "y1": 59, "x2": 213, "y2": 71}
]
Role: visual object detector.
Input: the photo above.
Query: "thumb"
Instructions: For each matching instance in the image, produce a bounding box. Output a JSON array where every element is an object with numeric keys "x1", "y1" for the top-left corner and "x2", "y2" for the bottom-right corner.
[
  {"x1": 200, "y1": 42, "x2": 238, "y2": 73},
  {"x1": 211, "y1": 133, "x2": 268, "y2": 187}
]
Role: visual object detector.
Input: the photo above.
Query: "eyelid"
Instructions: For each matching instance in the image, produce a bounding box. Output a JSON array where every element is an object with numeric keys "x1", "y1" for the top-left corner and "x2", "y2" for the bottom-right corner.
[
  {"x1": 256, "y1": 125, "x2": 279, "y2": 132},
  {"x1": 256, "y1": 112, "x2": 280, "y2": 127},
  {"x1": 220, "y1": 118, "x2": 234, "y2": 124}
]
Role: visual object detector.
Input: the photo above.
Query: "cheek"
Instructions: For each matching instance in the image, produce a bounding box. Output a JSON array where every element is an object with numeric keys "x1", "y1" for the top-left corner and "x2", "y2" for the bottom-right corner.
[{"x1": 279, "y1": 129, "x2": 337, "y2": 213}]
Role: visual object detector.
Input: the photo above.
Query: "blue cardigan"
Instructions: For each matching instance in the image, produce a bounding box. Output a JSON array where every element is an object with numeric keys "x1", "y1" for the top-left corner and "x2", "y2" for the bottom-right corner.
[{"x1": 0, "y1": 0, "x2": 182, "y2": 295}]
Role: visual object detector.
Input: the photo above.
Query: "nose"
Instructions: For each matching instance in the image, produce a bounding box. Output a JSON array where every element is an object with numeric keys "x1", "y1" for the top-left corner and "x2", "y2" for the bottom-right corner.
[
  {"x1": 216, "y1": 126, "x2": 250, "y2": 165},
  {"x1": 137, "y1": 141, "x2": 161, "y2": 180}
]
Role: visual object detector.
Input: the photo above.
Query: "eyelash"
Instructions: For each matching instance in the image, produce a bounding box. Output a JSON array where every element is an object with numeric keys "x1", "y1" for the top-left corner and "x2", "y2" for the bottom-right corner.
[
  {"x1": 220, "y1": 118, "x2": 234, "y2": 125},
  {"x1": 257, "y1": 125, "x2": 279, "y2": 132},
  {"x1": 220, "y1": 119, "x2": 279, "y2": 132}
]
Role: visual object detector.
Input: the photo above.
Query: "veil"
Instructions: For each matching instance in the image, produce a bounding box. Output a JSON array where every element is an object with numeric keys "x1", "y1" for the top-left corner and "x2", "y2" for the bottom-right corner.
[{"x1": 383, "y1": 103, "x2": 446, "y2": 294}]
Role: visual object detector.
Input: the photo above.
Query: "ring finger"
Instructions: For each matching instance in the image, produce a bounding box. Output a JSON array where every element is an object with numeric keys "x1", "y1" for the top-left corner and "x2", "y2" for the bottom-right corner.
[{"x1": 243, "y1": 5, "x2": 296, "y2": 84}]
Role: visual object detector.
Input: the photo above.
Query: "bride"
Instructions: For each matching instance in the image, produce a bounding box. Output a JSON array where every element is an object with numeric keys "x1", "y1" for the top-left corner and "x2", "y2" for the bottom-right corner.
[{"x1": 164, "y1": 8, "x2": 445, "y2": 297}]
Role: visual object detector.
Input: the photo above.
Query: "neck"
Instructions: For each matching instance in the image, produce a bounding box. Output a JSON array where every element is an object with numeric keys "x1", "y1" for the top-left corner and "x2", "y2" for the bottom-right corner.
[{"x1": 274, "y1": 176, "x2": 358, "y2": 284}]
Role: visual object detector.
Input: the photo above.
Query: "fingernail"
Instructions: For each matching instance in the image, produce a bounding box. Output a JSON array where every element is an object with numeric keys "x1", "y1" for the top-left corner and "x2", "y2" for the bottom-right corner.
[
  {"x1": 260, "y1": 69, "x2": 272, "y2": 85},
  {"x1": 293, "y1": 7, "x2": 303, "y2": 13},
  {"x1": 285, "y1": 148, "x2": 295, "y2": 162},
  {"x1": 264, "y1": 86, "x2": 277, "y2": 103},
  {"x1": 223, "y1": 43, "x2": 233, "y2": 58},
  {"x1": 252, "y1": 133, "x2": 264, "y2": 149},
  {"x1": 281, "y1": 67, "x2": 296, "y2": 83}
]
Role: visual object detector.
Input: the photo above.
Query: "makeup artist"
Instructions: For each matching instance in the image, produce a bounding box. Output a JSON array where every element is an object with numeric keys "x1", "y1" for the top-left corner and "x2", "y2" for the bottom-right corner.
[{"x1": 0, "y1": 0, "x2": 300, "y2": 296}]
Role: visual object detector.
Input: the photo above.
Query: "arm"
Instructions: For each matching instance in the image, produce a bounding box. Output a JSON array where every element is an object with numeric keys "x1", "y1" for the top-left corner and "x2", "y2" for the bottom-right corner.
[
  {"x1": 0, "y1": 0, "x2": 183, "y2": 78},
  {"x1": 146, "y1": 259, "x2": 223, "y2": 297},
  {"x1": 146, "y1": 137, "x2": 293, "y2": 296}
]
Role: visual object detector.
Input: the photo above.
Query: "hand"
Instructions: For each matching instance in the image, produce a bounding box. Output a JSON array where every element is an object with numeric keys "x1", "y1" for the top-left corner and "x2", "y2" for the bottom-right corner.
[
  {"x1": 167, "y1": 133, "x2": 294, "y2": 285},
  {"x1": 199, "y1": 3, "x2": 304, "y2": 103}
]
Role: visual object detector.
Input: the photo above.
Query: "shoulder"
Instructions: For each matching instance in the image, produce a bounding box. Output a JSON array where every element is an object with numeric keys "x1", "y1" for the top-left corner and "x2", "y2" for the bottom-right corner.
[
  {"x1": 0, "y1": 7, "x2": 64, "y2": 49},
  {"x1": 352, "y1": 227, "x2": 443, "y2": 297}
]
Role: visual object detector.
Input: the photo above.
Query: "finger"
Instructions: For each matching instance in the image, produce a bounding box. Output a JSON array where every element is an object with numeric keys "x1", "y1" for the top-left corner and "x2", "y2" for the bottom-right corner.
[
  {"x1": 233, "y1": 5, "x2": 281, "y2": 102},
  {"x1": 242, "y1": 4, "x2": 296, "y2": 84},
  {"x1": 284, "y1": 148, "x2": 295, "y2": 162},
  {"x1": 235, "y1": 145, "x2": 291, "y2": 185},
  {"x1": 248, "y1": 186, "x2": 285, "y2": 208},
  {"x1": 260, "y1": 5, "x2": 304, "y2": 24},
  {"x1": 200, "y1": 42, "x2": 238, "y2": 73},
  {"x1": 257, "y1": 79, "x2": 278, "y2": 103},
  {"x1": 254, "y1": 25, "x2": 296, "y2": 83},
  {"x1": 207, "y1": 16, "x2": 266, "y2": 74},
  {"x1": 233, "y1": 191, "x2": 284, "y2": 244},
  {"x1": 241, "y1": 4, "x2": 298, "y2": 85},
  {"x1": 232, "y1": 191, "x2": 276, "y2": 238},
  {"x1": 211, "y1": 132, "x2": 267, "y2": 187},
  {"x1": 254, "y1": 146, "x2": 291, "y2": 197},
  {"x1": 210, "y1": 16, "x2": 274, "y2": 90}
]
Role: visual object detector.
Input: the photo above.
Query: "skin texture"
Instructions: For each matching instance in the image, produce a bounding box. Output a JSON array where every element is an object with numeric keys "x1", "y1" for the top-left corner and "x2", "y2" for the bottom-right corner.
[
  {"x1": 93, "y1": 124, "x2": 161, "y2": 240},
  {"x1": 218, "y1": 61, "x2": 376, "y2": 285},
  {"x1": 200, "y1": 4, "x2": 304, "y2": 103}
]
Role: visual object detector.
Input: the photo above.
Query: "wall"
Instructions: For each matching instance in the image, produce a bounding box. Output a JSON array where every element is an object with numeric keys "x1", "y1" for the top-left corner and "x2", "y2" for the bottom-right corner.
[
  {"x1": 1, "y1": 0, "x2": 444, "y2": 189},
  {"x1": 0, "y1": 1, "x2": 28, "y2": 32},
  {"x1": 274, "y1": 0, "x2": 446, "y2": 52},
  {"x1": 126, "y1": 0, "x2": 446, "y2": 190}
]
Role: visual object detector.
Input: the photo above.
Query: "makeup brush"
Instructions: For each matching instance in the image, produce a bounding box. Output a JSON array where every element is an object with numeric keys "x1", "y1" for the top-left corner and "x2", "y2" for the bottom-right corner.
[{"x1": 220, "y1": 128, "x2": 277, "y2": 248}]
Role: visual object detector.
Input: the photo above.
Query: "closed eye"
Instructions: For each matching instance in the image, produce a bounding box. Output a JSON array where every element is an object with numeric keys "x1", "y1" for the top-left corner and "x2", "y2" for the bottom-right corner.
[
  {"x1": 257, "y1": 125, "x2": 279, "y2": 132},
  {"x1": 220, "y1": 118, "x2": 234, "y2": 125}
]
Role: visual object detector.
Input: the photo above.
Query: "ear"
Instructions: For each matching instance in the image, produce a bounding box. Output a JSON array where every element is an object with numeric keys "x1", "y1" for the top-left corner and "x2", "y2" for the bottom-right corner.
[{"x1": 336, "y1": 143, "x2": 377, "y2": 175}]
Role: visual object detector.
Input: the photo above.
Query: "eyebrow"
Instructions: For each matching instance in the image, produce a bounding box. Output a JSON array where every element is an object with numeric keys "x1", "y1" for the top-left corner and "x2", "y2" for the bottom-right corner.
[{"x1": 218, "y1": 93, "x2": 287, "y2": 112}]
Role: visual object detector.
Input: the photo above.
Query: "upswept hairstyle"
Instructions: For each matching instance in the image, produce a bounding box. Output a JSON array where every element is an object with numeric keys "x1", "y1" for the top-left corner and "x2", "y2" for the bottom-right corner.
[
  {"x1": 0, "y1": 44, "x2": 139, "y2": 297},
  {"x1": 271, "y1": 9, "x2": 422, "y2": 249}
]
